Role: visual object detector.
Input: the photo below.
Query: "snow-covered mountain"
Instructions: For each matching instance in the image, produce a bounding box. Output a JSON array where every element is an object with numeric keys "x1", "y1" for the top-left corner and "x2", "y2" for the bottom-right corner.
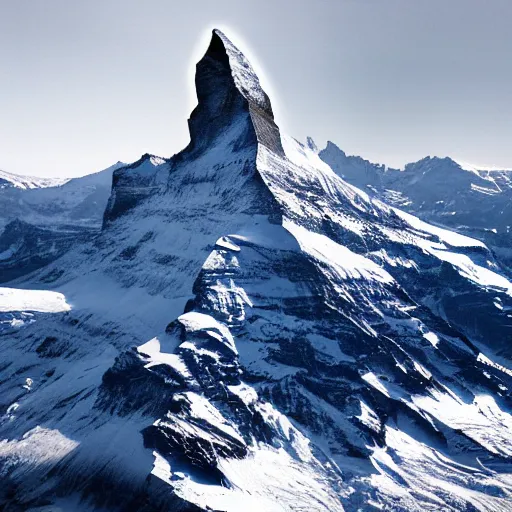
[
  {"x1": 319, "y1": 142, "x2": 512, "y2": 270},
  {"x1": 0, "y1": 163, "x2": 125, "y2": 231},
  {"x1": 1, "y1": 30, "x2": 512, "y2": 512},
  {"x1": 0, "y1": 163, "x2": 125, "y2": 281},
  {"x1": 0, "y1": 170, "x2": 70, "y2": 190}
]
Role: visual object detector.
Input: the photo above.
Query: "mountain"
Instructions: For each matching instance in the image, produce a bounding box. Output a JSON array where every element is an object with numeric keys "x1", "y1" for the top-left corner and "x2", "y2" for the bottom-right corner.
[
  {"x1": 0, "y1": 162, "x2": 125, "y2": 281},
  {"x1": 0, "y1": 170, "x2": 70, "y2": 190},
  {"x1": 1, "y1": 29, "x2": 512, "y2": 512},
  {"x1": 0, "y1": 163, "x2": 125, "y2": 231},
  {"x1": 319, "y1": 142, "x2": 512, "y2": 269}
]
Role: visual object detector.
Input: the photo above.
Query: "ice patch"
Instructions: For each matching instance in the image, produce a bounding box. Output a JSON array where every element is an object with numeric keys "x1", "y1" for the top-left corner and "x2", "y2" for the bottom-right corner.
[
  {"x1": 162, "y1": 444, "x2": 344, "y2": 512},
  {"x1": 357, "y1": 401, "x2": 381, "y2": 432},
  {"x1": 412, "y1": 360, "x2": 432, "y2": 380},
  {"x1": 182, "y1": 392, "x2": 245, "y2": 444},
  {"x1": 477, "y1": 352, "x2": 512, "y2": 377},
  {"x1": 178, "y1": 312, "x2": 237, "y2": 354},
  {"x1": 422, "y1": 332, "x2": 440, "y2": 348},
  {"x1": 362, "y1": 372, "x2": 391, "y2": 397},
  {"x1": 371, "y1": 425, "x2": 512, "y2": 511},
  {"x1": 412, "y1": 389, "x2": 512, "y2": 456},
  {"x1": 0, "y1": 287, "x2": 71, "y2": 313},
  {"x1": 227, "y1": 382, "x2": 259, "y2": 405},
  {"x1": 215, "y1": 236, "x2": 241, "y2": 252},
  {"x1": 0, "y1": 427, "x2": 79, "y2": 470},
  {"x1": 137, "y1": 337, "x2": 192, "y2": 380},
  {"x1": 430, "y1": 248, "x2": 512, "y2": 296},
  {"x1": 22, "y1": 377, "x2": 34, "y2": 391}
]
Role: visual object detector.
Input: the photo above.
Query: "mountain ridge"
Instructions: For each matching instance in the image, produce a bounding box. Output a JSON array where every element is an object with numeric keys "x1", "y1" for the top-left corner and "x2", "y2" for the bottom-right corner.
[{"x1": 319, "y1": 139, "x2": 512, "y2": 271}]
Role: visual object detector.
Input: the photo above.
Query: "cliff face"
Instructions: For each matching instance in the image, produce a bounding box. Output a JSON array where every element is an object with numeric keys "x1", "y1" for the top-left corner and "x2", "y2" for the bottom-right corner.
[
  {"x1": 103, "y1": 29, "x2": 283, "y2": 227},
  {"x1": 187, "y1": 29, "x2": 282, "y2": 156},
  {"x1": 1, "y1": 30, "x2": 512, "y2": 512}
]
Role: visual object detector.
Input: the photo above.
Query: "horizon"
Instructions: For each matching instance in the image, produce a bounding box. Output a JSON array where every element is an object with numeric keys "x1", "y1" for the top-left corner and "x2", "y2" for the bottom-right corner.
[
  {"x1": 1, "y1": 0, "x2": 511, "y2": 178},
  {"x1": 3, "y1": 142, "x2": 512, "y2": 182}
]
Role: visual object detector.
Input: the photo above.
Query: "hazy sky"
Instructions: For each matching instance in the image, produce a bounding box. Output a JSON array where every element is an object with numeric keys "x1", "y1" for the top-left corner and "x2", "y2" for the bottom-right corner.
[{"x1": 1, "y1": 0, "x2": 511, "y2": 177}]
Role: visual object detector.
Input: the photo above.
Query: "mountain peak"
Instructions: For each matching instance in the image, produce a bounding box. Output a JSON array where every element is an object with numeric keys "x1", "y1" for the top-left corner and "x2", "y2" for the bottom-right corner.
[
  {"x1": 404, "y1": 155, "x2": 468, "y2": 174},
  {"x1": 306, "y1": 136, "x2": 318, "y2": 153},
  {"x1": 211, "y1": 29, "x2": 273, "y2": 118},
  {"x1": 4, "y1": 28, "x2": 512, "y2": 512},
  {"x1": 186, "y1": 29, "x2": 283, "y2": 156},
  {"x1": 322, "y1": 140, "x2": 347, "y2": 158}
]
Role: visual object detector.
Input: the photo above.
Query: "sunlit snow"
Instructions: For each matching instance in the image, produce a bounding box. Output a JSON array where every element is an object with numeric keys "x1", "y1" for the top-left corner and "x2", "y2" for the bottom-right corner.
[{"x1": 0, "y1": 287, "x2": 71, "y2": 313}]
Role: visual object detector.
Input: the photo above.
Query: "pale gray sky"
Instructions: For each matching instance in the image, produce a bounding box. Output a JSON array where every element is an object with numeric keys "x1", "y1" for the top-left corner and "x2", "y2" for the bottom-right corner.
[{"x1": 1, "y1": 0, "x2": 511, "y2": 177}]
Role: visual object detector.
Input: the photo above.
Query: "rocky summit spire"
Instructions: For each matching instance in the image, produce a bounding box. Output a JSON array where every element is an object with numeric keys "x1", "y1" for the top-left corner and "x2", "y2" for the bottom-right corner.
[{"x1": 186, "y1": 29, "x2": 284, "y2": 156}]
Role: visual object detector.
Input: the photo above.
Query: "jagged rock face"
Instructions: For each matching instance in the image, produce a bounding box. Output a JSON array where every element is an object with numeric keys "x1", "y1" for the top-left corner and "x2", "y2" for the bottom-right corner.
[
  {"x1": 187, "y1": 30, "x2": 256, "y2": 155},
  {"x1": 206, "y1": 30, "x2": 283, "y2": 156},
  {"x1": 319, "y1": 141, "x2": 391, "y2": 191},
  {"x1": 1, "y1": 29, "x2": 512, "y2": 512},
  {"x1": 103, "y1": 29, "x2": 282, "y2": 227},
  {"x1": 320, "y1": 142, "x2": 512, "y2": 270}
]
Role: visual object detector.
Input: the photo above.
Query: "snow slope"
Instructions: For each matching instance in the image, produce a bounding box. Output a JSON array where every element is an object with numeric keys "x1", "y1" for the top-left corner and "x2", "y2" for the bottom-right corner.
[{"x1": 0, "y1": 287, "x2": 70, "y2": 313}]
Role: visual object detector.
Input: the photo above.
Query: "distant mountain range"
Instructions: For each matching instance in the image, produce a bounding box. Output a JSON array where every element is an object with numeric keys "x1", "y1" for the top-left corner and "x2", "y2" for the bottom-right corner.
[
  {"x1": 318, "y1": 142, "x2": 512, "y2": 270},
  {"x1": 0, "y1": 162, "x2": 125, "y2": 281},
  {"x1": 0, "y1": 163, "x2": 125, "y2": 230}
]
